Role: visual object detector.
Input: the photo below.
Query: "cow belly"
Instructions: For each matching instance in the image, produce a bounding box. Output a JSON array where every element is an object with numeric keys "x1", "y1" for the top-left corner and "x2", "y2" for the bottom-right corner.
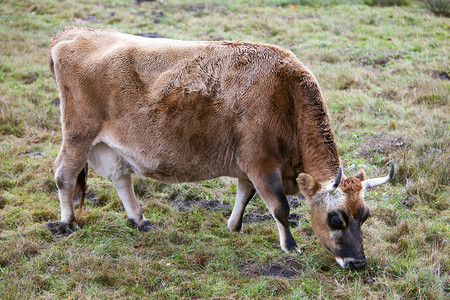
[
  {"x1": 88, "y1": 142, "x2": 236, "y2": 183},
  {"x1": 130, "y1": 149, "x2": 235, "y2": 183},
  {"x1": 88, "y1": 143, "x2": 132, "y2": 180}
]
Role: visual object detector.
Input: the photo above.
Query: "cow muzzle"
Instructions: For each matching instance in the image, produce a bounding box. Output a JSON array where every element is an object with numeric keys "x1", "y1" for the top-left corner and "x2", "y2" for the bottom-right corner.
[{"x1": 335, "y1": 257, "x2": 366, "y2": 270}]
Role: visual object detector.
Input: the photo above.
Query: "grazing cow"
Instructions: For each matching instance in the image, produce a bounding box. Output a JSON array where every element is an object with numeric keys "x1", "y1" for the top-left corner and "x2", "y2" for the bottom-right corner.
[{"x1": 48, "y1": 27, "x2": 394, "y2": 269}]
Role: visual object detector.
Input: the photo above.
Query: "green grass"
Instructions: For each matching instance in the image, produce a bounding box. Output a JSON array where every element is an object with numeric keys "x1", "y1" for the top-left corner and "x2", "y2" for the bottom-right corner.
[{"x1": 0, "y1": 0, "x2": 448, "y2": 298}]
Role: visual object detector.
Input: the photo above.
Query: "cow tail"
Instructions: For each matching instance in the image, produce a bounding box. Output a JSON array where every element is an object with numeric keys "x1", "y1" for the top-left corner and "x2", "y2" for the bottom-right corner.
[
  {"x1": 49, "y1": 54, "x2": 55, "y2": 77},
  {"x1": 48, "y1": 41, "x2": 57, "y2": 78},
  {"x1": 75, "y1": 164, "x2": 88, "y2": 219}
]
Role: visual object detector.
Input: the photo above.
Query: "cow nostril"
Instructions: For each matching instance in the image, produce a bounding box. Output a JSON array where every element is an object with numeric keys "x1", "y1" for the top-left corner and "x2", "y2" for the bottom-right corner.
[{"x1": 348, "y1": 260, "x2": 366, "y2": 270}]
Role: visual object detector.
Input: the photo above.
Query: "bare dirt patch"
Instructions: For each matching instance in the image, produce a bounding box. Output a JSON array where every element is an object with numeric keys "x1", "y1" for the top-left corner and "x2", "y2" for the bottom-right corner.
[
  {"x1": 401, "y1": 196, "x2": 419, "y2": 208},
  {"x1": 242, "y1": 211, "x2": 272, "y2": 223},
  {"x1": 169, "y1": 195, "x2": 231, "y2": 214},
  {"x1": 243, "y1": 195, "x2": 304, "y2": 226},
  {"x1": 242, "y1": 211, "x2": 302, "y2": 226},
  {"x1": 178, "y1": 2, "x2": 225, "y2": 17},
  {"x1": 288, "y1": 194, "x2": 305, "y2": 207},
  {"x1": 353, "y1": 51, "x2": 407, "y2": 67},
  {"x1": 432, "y1": 71, "x2": 450, "y2": 81},
  {"x1": 240, "y1": 257, "x2": 303, "y2": 278},
  {"x1": 357, "y1": 135, "x2": 412, "y2": 160},
  {"x1": 20, "y1": 72, "x2": 39, "y2": 84}
]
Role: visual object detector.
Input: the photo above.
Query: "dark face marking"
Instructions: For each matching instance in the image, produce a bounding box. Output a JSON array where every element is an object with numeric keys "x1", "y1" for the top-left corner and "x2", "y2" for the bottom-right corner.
[
  {"x1": 333, "y1": 217, "x2": 365, "y2": 260},
  {"x1": 328, "y1": 212, "x2": 343, "y2": 229},
  {"x1": 312, "y1": 199, "x2": 367, "y2": 267},
  {"x1": 304, "y1": 172, "x2": 373, "y2": 268},
  {"x1": 328, "y1": 209, "x2": 350, "y2": 229}
]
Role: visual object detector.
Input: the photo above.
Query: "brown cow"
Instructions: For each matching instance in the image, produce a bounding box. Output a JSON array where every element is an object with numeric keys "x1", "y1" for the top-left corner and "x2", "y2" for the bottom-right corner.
[{"x1": 48, "y1": 27, "x2": 394, "y2": 269}]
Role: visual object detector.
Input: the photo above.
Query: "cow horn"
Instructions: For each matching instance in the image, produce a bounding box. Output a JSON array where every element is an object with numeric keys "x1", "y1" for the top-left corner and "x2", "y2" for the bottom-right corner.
[
  {"x1": 326, "y1": 166, "x2": 342, "y2": 193},
  {"x1": 362, "y1": 160, "x2": 395, "y2": 190}
]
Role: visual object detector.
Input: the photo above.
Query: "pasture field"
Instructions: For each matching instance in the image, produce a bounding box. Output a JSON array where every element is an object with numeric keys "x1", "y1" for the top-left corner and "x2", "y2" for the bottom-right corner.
[{"x1": 0, "y1": 0, "x2": 448, "y2": 298}]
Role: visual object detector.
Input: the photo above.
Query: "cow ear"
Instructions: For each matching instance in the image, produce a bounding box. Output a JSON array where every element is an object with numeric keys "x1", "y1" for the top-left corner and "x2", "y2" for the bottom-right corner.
[
  {"x1": 354, "y1": 169, "x2": 366, "y2": 181},
  {"x1": 296, "y1": 174, "x2": 321, "y2": 197}
]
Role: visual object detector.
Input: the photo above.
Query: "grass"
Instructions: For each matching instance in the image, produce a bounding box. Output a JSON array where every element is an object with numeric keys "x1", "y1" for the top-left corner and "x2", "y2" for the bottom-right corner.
[{"x1": 0, "y1": 0, "x2": 448, "y2": 298}]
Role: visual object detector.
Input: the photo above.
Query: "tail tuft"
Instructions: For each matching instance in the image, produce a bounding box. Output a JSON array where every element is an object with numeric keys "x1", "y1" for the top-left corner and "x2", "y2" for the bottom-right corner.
[{"x1": 74, "y1": 164, "x2": 88, "y2": 218}]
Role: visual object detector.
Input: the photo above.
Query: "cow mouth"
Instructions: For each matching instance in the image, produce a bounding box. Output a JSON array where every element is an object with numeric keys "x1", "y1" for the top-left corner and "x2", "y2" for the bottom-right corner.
[{"x1": 335, "y1": 257, "x2": 366, "y2": 270}]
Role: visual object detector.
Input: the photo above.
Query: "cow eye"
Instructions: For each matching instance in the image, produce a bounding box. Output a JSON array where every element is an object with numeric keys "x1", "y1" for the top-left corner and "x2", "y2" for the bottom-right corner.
[{"x1": 328, "y1": 213, "x2": 343, "y2": 229}]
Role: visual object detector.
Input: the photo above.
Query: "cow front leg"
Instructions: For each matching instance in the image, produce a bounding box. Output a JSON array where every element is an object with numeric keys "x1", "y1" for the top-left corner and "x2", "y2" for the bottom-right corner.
[
  {"x1": 111, "y1": 174, "x2": 154, "y2": 231},
  {"x1": 252, "y1": 171, "x2": 300, "y2": 253},
  {"x1": 227, "y1": 178, "x2": 256, "y2": 232}
]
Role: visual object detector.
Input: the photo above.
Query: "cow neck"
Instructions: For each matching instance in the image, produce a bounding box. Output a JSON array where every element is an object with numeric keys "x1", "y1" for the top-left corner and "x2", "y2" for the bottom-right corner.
[
  {"x1": 298, "y1": 130, "x2": 340, "y2": 184},
  {"x1": 295, "y1": 79, "x2": 340, "y2": 184}
]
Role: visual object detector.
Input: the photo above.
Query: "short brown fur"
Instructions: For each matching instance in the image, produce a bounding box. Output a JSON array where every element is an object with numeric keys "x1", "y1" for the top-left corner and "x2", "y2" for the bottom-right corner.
[
  {"x1": 341, "y1": 177, "x2": 364, "y2": 218},
  {"x1": 48, "y1": 27, "x2": 390, "y2": 267}
]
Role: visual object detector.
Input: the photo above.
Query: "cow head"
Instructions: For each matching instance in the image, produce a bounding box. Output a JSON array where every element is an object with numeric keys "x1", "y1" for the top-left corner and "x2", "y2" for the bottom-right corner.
[{"x1": 296, "y1": 162, "x2": 394, "y2": 269}]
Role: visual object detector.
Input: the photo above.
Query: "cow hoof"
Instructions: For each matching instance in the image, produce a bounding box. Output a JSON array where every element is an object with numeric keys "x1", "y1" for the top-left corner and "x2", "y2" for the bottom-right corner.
[
  {"x1": 128, "y1": 219, "x2": 156, "y2": 231},
  {"x1": 47, "y1": 221, "x2": 77, "y2": 236},
  {"x1": 227, "y1": 221, "x2": 242, "y2": 233},
  {"x1": 294, "y1": 248, "x2": 304, "y2": 255},
  {"x1": 138, "y1": 220, "x2": 157, "y2": 231},
  {"x1": 282, "y1": 248, "x2": 303, "y2": 255},
  {"x1": 282, "y1": 244, "x2": 303, "y2": 255}
]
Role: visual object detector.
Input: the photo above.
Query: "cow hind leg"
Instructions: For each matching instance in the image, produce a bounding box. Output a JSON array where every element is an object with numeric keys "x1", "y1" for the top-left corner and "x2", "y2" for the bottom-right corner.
[
  {"x1": 88, "y1": 143, "x2": 154, "y2": 231},
  {"x1": 48, "y1": 144, "x2": 90, "y2": 235},
  {"x1": 227, "y1": 179, "x2": 255, "y2": 232},
  {"x1": 250, "y1": 170, "x2": 301, "y2": 253}
]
